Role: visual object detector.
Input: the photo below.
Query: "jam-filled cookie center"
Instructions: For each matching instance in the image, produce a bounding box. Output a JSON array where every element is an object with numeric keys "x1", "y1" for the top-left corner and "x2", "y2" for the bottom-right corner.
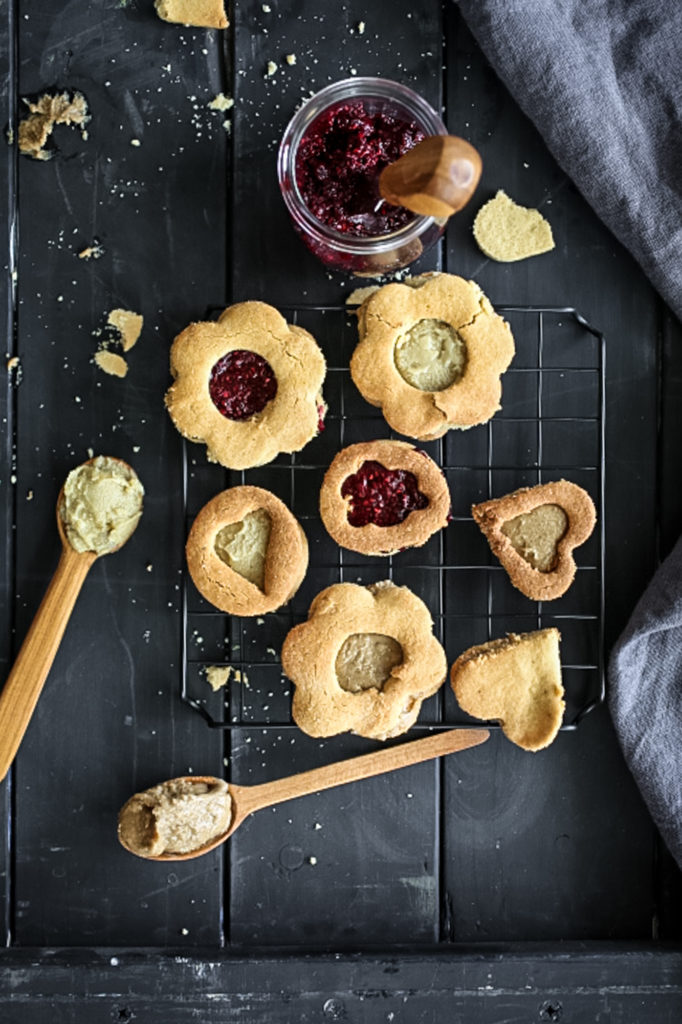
[
  {"x1": 209, "y1": 349, "x2": 277, "y2": 420},
  {"x1": 335, "y1": 633, "x2": 404, "y2": 693},
  {"x1": 394, "y1": 319, "x2": 467, "y2": 392},
  {"x1": 341, "y1": 460, "x2": 429, "y2": 527},
  {"x1": 501, "y1": 503, "x2": 568, "y2": 572},
  {"x1": 214, "y1": 508, "x2": 272, "y2": 589}
]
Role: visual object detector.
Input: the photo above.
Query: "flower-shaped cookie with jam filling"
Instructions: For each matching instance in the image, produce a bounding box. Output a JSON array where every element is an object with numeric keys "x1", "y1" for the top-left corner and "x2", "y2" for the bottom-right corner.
[
  {"x1": 319, "y1": 440, "x2": 450, "y2": 556},
  {"x1": 165, "y1": 301, "x2": 326, "y2": 470},
  {"x1": 472, "y1": 479, "x2": 597, "y2": 601},
  {"x1": 186, "y1": 485, "x2": 308, "y2": 616},
  {"x1": 281, "y1": 580, "x2": 447, "y2": 741},
  {"x1": 350, "y1": 273, "x2": 514, "y2": 441}
]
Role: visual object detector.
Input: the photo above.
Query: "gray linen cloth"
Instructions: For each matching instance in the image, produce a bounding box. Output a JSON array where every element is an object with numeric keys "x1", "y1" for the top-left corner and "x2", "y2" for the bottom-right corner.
[
  {"x1": 455, "y1": 0, "x2": 682, "y2": 323},
  {"x1": 608, "y1": 538, "x2": 682, "y2": 868},
  {"x1": 456, "y1": 0, "x2": 682, "y2": 864}
]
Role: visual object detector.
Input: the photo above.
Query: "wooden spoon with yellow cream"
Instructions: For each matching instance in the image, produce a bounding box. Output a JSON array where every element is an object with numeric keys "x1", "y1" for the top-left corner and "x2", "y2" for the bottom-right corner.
[
  {"x1": 0, "y1": 456, "x2": 143, "y2": 781},
  {"x1": 118, "y1": 729, "x2": 490, "y2": 861}
]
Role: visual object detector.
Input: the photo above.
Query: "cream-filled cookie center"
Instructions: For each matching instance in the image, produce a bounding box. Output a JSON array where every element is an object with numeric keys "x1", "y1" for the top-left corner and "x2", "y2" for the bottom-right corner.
[
  {"x1": 394, "y1": 318, "x2": 467, "y2": 392},
  {"x1": 501, "y1": 503, "x2": 568, "y2": 572},
  {"x1": 214, "y1": 508, "x2": 272, "y2": 589},
  {"x1": 335, "y1": 633, "x2": 404, "y2": 693}
]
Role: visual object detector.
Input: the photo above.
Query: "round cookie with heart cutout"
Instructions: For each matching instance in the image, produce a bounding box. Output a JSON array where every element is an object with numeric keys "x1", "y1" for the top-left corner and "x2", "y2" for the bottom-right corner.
[
  {"x1": 319, "y1": 440, "x2": 451, "y2": 556},
  {"x1": 186, "y1": 485, "x2": 308, "y2": 616}
]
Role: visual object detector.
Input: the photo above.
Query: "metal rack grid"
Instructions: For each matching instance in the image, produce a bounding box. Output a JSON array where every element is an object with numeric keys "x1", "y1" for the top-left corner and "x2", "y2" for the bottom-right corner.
[{"x1": 180, "y1": 304, "x2": 605, "y2": 732}]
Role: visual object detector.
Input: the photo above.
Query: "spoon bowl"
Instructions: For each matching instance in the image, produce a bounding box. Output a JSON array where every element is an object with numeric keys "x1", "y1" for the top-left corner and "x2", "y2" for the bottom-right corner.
[
  {"x1": 119, "y1": 729, "x2": 490, "y2": 861},
  {"x1": 0, "y1": 456, "x2": 142, "y2": 781},
  {"x1": 379, "y1": 135, "x2": 482, "y2": 220}
]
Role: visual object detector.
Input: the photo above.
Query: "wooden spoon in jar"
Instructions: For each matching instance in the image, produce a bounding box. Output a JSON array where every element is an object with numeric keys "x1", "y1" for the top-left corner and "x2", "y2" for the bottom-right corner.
[
  {"x1": 118, "y1": 728, "x2": 490, "y2": 861},
  {"x1": 0, "y1": 457, "x2": 143, "y2": 782},
  {"x1": 379, "y1": 135, "x2": 482, "y2": 220}
]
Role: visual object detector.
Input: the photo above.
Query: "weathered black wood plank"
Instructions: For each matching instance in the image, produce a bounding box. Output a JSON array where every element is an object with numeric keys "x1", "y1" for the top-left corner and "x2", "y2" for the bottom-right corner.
[
  {"x1": 11, "y1": 0, "x2": 228, "y2": 945},
  {"x1": 3, "y1": 946, "x2": 682, "y2": 1022},
  {"x1": 0, "y1": 0, "x2": 17, "y2": 949},
  {"x1": 441, "y1": 8, "x2": 665, "y2": 942},
  {"x1": 228, "y1": 0, "x2": 444, "y2": 948}
]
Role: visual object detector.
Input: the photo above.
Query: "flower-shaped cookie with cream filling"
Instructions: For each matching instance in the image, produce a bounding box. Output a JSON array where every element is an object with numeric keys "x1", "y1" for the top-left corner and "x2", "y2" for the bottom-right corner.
[
  {"x1": 350, "y1": 273, "x2": 514, "y2": 441},
  {"x1": 282, "y1": 580, "x2": 447, "y2": 741}
]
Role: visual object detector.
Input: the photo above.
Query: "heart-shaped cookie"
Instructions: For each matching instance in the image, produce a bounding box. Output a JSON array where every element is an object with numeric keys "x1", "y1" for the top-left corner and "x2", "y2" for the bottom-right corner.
[
  {"x1": 472, "y1": 479, "x2": 596, "y2": 601},
  {"x1": 450, "y1": 628, "x2": 564, "y2": 751}
]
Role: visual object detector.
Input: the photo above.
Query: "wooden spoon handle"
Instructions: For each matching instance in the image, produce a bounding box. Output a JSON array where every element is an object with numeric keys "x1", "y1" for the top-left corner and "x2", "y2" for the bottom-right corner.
[
  {"x1": 236, "y1": 729, "x2": 489, "y2": 818},
  {"x1": 0, "y1": 546, "x2": 95, "y2": 781}
]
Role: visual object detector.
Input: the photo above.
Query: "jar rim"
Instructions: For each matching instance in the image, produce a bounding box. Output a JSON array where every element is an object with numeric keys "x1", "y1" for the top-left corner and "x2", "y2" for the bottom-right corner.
[{"x1": 277, "y1": 77, "x2": 447, "y2": 255}]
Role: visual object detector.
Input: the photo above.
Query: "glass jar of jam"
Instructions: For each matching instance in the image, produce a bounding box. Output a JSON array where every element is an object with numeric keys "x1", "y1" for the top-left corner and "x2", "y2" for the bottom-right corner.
[{"x1": 277, "y1": 78, "x2": 447, "y2": 276}]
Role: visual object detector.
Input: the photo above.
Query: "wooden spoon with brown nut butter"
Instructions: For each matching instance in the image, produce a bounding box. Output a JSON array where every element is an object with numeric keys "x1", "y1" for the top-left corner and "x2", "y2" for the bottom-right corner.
[
  {"x1": 379, "y1": 135, "x2": 482, "y2": 220},
  {"x1": 0, "y1": 456, "x2": 143, "y2": 781},
  {"x1": 118, "y1": 729, "x2": 491, "y2": 861}
]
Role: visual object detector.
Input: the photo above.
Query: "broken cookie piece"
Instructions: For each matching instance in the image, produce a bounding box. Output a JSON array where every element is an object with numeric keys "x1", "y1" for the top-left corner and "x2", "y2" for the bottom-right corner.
[
  {"x1": 472, "y1": 480, "x2": 597, "y2": 601},
  {"x1": 155, "y1": 0, "x2": 228, "y2": 29},
  {"x1": 108, "y1": 308, "x2": 143, "y2": 352},
  {"x1": 450, "y1": 628, "x2": 564, "y2": 751},
  {"x1": 94, "y1": 350, "x2": 128, "y2": 378},
  {"x1": 473, "y1": 190, "x2": 555, "y2": 262},
  {"x1": 18, "y1": 91, "x2": 89, "y2": 161}
]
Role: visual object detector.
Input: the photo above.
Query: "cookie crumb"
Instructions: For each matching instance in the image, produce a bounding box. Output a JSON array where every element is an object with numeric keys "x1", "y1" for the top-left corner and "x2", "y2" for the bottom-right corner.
[
  {"x1": 285, "y1": 54, "x2": 296, "y2": 66},
  {"x1": 208, "y1": 93, "x2": 233, "y2": 112},
  {"x1": 308, "y1": 855, "x2": 317, "y2": 865},
  {"x1": 346, "y1": 284, "x2": 379, "y2": 305},
  {"x1": 18, "y1": 91, "x2": 89, "y2": 161},
  {"x1": 262, "y1": 3, "x2": 271, "y2": 10},
  {"x1": 356, "y1": 20, "x2": 366, "y2": 33},
  {"x1": 107, "y1": 308, "x2": 143, "y2": 351},
  {"x1": 94, "y1": 350, "x2": 128, "y2": 378},
  {"x1": 77, "y1": 240, "x2": 104, "y2": 261},
  {"x1": 204, "y1": 665, "x2": 233, "y2": 691},
  {"x1": 130, "y1": 138, "x2": 141, "y2": 147},
  {"x1": 26, "y1": 490, "x2": 33, "y2": 501},
  {"x1": 265, "y1": 60, "x2": 277, "y2": 76}
]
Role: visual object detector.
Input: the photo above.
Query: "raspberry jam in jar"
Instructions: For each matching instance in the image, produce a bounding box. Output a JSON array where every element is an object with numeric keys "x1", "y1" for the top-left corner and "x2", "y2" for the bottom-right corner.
[{"x1": 278, "y1": 79, "x2": 447, "y2": 276}]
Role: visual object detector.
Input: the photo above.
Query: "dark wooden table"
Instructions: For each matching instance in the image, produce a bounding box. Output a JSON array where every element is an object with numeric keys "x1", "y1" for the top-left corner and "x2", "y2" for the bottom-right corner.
[{"x1": 2, "y1": 0, "x2": 682, "y2": 1019}]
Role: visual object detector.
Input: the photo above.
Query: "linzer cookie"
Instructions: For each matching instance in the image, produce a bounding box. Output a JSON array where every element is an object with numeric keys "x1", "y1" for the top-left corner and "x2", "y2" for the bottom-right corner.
[
  {"x1": 450, "y1": 628, "x2": 564, "y2": 751},
  {"x1": 165, "y1": 302, "x2": 326, "y2": 471},
  {"x1": 319, "y1": 440, "x2": 450, "y2": 556},
  {"x1": 350, "y1": 273, "x2": 515, "y2": 440},
  {"x1": 472, "y1": 480, "x2": 596, "y2": 601},
  {"x1": 186, "y1": 485, "x2": 308, "y2": 617},
  {"x1": 282, "y1": 580, "x2": 447, "y2": 741}
]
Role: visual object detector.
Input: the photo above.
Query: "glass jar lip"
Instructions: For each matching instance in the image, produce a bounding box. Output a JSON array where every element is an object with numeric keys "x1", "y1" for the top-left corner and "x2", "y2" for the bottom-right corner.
[{"x1": 277, "y1": 77, "x2": 447, "y2": 255}]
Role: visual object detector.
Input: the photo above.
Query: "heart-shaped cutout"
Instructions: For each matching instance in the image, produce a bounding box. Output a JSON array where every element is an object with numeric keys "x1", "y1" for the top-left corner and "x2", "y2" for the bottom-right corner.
[
  {"x1": 450, "y1": 629, "x2": 564, "y2": 751},
  {"x1": 472, "y1": 480, "x2": 596, "y2": 601},
  {"x1": 501, "y1": 503, "x2": 567, "y2": 572},
  {"x1": 214, "y1": 508, "x2": 272, "y2": 590}
]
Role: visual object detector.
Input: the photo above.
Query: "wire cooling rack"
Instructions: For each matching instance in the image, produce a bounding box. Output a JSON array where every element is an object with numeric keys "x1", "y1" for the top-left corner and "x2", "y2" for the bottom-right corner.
[{"x1": 180, "y1": 304, "x2": 605, "y2": 732}]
